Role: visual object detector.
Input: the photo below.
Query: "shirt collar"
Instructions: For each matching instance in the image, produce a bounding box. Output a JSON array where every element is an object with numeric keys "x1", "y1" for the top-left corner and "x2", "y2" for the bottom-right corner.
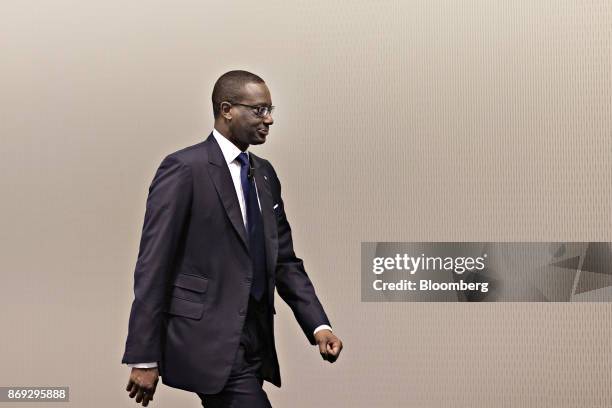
[{"x1": 212, "y1": 128, "x2": 247, "y2": 165}]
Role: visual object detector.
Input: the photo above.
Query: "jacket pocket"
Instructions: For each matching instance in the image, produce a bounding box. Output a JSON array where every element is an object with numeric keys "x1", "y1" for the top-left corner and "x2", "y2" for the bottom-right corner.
[
  {"x1": 173, "y1": 273, "x2": 208, "y2": 293},
  {"x1": 170, "y1": 273, "x2": 208, "y2": 303},
  {"x1": 166, "y1": 297, "x2": 204, "y2": 320},
  {"x1": 165, "y1": 273, "x2": 208, "y2": 318}
]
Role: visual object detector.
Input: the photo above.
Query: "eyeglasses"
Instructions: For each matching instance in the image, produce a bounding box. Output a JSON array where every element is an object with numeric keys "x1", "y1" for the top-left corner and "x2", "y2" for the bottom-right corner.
[{"x1": 230, "y1": 103, "x2": 275, "y2": 118}]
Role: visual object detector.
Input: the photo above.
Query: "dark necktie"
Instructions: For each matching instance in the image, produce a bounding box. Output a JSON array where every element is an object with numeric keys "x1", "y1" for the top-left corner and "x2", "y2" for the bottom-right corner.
[{"x1": 236, "y1": 152, "x2": 266, "y2": 301}]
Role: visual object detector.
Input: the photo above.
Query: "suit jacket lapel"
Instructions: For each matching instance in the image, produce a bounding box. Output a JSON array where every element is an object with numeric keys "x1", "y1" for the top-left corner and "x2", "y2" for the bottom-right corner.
[
  {"x1": 205, "y1": 134, "x2": 249, "y2": 251},
  {"x1": 252, "y1": 155, "x2": 279, "y2": 278}
]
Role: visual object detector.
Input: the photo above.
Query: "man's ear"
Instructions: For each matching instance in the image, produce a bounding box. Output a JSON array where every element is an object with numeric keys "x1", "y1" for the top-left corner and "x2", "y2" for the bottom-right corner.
[{"x1": 220, "y1": 102, "x2": 232, "y2": 120}]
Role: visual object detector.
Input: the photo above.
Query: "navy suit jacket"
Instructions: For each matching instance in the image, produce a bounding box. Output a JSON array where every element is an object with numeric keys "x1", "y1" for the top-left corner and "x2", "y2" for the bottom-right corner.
[{"x1": 121, "y1": 134, "x2": 330, "y2": 394}]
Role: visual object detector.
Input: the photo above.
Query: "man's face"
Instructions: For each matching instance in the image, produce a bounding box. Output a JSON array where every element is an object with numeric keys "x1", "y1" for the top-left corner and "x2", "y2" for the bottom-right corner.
[{"x1": 227, "y1": 82, "x2": 274, "y2": 149}]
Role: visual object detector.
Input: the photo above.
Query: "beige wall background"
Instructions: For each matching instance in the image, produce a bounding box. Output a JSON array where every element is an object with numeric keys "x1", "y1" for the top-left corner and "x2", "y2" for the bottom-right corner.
[{"x1": 1, "y1": 1, "x2": 611, "y2": 407}]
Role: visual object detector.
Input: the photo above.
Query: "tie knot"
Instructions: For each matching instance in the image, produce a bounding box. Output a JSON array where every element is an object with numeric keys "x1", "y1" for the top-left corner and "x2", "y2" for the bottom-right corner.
[{"x1": 236, "y1": 152, "x2": 249, "y2": 168}]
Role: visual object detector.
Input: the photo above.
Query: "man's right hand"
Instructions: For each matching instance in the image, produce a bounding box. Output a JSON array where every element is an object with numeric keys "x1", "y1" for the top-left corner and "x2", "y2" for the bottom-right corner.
[{"x1": 126, "y1": 367, "x2": 159, "y2": 407}]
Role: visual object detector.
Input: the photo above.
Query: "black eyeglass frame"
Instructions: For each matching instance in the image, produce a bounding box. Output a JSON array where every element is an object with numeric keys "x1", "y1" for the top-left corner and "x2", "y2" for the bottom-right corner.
[{"x1": 227, "y1": 102, "x2": 275, "y2": 118}]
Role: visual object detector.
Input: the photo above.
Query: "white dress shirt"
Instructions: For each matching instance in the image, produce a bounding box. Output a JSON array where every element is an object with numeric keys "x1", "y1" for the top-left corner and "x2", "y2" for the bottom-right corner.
[{"x1": 128, "y1": 130, "x2": 330, "y2": 369}]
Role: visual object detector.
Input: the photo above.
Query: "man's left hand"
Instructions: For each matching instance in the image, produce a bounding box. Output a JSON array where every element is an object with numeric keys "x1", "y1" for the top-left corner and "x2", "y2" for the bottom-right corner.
[{"x1": 314, "y1": 329, "x2": 343, "y2": 363}]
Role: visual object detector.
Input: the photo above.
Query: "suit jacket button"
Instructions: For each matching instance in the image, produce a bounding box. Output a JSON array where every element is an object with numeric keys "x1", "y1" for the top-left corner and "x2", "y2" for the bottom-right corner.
[{"x1": 239, "y1": 308, "x2": 247, "y2": 316}]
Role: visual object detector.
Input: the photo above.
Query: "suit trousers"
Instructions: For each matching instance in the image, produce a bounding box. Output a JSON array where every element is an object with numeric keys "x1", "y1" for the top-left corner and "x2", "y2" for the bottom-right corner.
[{"x1": 198, "y1": 296, "x2": 273, "y2": 408}]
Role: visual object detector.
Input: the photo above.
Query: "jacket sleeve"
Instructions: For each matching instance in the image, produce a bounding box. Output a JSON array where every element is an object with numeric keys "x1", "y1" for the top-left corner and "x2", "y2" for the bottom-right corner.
[
  {"x1": 268, "y1": 164, "x2": 331, "y2": 345},
  {"x1": 122, "y1": 155, "x2": 192, "y2": 364}
]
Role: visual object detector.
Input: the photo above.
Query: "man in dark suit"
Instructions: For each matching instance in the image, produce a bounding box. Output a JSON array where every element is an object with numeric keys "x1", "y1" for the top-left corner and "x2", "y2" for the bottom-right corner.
[{"x1": 122, "y1": 70, "x2": 343, "y2": 407}]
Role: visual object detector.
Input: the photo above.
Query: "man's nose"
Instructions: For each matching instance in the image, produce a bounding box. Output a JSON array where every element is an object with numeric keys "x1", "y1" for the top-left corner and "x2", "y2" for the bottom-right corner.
[{"x1": 263, "y1": 113, "x2": 273, "y2": 125}]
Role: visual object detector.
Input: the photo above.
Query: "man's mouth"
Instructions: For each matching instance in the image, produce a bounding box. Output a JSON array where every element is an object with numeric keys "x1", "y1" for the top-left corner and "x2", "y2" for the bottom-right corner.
[{"x1": 257, "y1": 128, "x2": 269, "y2": 135}]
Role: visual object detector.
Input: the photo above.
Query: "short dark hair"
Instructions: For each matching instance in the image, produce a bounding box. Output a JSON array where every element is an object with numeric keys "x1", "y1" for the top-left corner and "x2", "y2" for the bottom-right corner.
[{"x1": 212, "y1": 70, "x2": 265, "y2": 118}]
